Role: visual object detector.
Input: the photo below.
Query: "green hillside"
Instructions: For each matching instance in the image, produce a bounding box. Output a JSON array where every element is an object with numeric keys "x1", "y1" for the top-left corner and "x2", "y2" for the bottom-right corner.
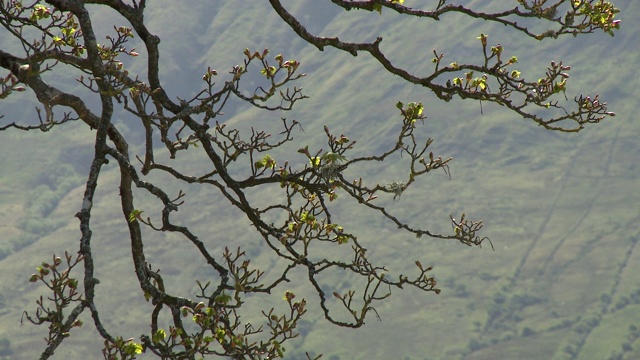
[{"x1": 0, "y1": 1, "x2": 638, "y2": 359}]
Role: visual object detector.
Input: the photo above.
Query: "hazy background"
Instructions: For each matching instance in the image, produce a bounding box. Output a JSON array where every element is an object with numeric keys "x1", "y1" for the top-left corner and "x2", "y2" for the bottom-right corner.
[{"x1": 0, "y1": 1, "x2": 638, "y2": 359}]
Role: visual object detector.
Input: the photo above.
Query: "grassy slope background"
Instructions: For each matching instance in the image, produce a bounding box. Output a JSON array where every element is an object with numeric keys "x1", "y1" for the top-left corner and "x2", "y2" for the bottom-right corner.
[{"x1": 0, "y1": 1, "x2": 638, "y2": 359}]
